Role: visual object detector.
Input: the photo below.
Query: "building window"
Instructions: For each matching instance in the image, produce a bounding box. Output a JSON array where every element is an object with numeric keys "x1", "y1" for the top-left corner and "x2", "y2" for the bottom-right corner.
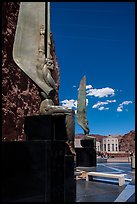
[
  {"x1": 108, "y1": 144, "x2": 110, "y2": 151},
  {"x1": 112, "y1": 144, "x2": 114, "y2": 151},
  {"x1": 116, "y1": 144, "x2": 118, "y2": 151},
  {"x1": 104, "y1": 144, "x2": 106, "y2": 151}
]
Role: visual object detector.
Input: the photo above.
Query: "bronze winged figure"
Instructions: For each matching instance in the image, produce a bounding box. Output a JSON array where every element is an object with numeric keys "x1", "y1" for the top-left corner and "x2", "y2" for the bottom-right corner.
[{"x1": 77, "y1": 75, "x2": 90, "y2": 136}]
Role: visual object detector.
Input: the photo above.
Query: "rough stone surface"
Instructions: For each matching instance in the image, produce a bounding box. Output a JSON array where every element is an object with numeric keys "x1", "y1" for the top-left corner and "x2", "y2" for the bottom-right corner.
[
  {"x1": 2, "y1": 2, "x2": 60, "y2": 141},
  {"x1": 118, "y1": 130, "x2": 135, "y2": 152},
  {"x1": 50, "y1": 32, "x2": 60, "y2": 105}
]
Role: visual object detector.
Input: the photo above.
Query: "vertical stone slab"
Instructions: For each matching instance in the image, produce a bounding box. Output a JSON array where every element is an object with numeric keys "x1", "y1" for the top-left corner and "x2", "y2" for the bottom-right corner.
[
  {"x1": 2, "y1": 115, "x2": 76, "y2": 202},
  {"x1": 64, "y1": 155, "x2": 76, "y2": 202}
]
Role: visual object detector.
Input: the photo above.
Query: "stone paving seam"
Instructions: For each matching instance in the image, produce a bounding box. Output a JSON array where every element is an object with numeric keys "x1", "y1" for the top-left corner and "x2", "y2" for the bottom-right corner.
[{"x1": 114, "y1": 184, "x2": 135, "y2": 202}]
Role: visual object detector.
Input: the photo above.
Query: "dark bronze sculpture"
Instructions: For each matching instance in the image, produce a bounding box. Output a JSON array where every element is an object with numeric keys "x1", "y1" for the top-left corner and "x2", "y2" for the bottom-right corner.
[
  {"x1": 13, "y1": 2, "x2": 76, "y2": 155},
  {"x1": 77, "y1": 75, "x2": 90, "y2": 137},
  {"x1": 40, "y1": 99, "x2": 76, "y2": 155}
]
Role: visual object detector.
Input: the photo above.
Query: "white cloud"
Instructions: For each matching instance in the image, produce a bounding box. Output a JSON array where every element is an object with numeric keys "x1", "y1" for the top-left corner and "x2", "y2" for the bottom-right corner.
[
  {"x1": 86, "y1": 98, "x2": 89, "y2": 106},
  {"x1": 117, "y1": 100, "x2": 133, "y2": 112},
  {"x1": 60, "y1": 99, "x2": 77, "y2": 109},
  {"x1": 92, "y1": 99, "x2": 116, "y2": 110},
  {"x1": 92, "y1": 101, "x2": 108, "y2": 109},
  {"x1": 106, "y1": 99, "x2": 116, "y2": 103},
  {"x1": 98, "y1": 107, "x2": 109, "y2": 111},
  {"x1": 121, "y1": 101, "x2": 133, "y2": 105},
  {"x1": 86, "y1": 87, "x2": 115, "y2": 98},
  {"x1": 86, "y1": 84, "x2": 93, "y2": 89},
  {"x1": 60, "y1": 98, "x2": 88, "y2": 110},
  {"x1": 117, "y1": 106, "x2": 123, "y2": 112},
  {"x1": 98, "y1": 107, "x2": 104, "y2": 111}
]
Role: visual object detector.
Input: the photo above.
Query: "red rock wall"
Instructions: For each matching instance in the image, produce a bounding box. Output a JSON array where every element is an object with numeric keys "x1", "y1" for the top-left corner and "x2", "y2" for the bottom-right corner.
[
  {"x1": 50, "y1": 33, "x2": 60, "y2": 105},
  {"x1": 2, "y1": 2, "x2": 60, "y2": 141},
  {"x1": 118, "y1": 130, "x2": 135, "y2": 152}
]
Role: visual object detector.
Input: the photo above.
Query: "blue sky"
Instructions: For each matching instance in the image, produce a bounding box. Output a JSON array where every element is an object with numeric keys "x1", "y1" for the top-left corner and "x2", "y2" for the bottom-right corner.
[{"x1": 50, "y1": 2, "x2": 135, "y2": 135}]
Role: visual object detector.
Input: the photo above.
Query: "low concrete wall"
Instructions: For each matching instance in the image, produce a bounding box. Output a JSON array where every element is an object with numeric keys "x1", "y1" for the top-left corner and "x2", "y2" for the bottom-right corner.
[{"x1": 107, "y1": 157, "x2": 131, "y2": 163}]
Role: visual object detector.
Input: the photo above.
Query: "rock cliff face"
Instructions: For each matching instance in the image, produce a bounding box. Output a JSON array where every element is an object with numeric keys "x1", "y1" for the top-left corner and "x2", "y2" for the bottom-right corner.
[
  {"x1": 2, "y1": 2, "x2": 60, "y2": 141},
  {"x1": 75, "y1": 130, "x2": 135, "y2": 152},
  {"x1": 118, "y1": 130, "x2": 135, "y2": 152}
]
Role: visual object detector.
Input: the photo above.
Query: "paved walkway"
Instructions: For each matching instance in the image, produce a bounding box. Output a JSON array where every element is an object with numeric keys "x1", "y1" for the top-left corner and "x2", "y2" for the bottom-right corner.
[{"x1": 76, "y1": 162, "x2": 135, "y2": 202}]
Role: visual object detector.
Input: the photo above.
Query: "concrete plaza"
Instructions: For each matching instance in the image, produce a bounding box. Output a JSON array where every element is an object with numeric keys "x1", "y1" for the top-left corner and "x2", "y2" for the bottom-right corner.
[{"x1": 76, "y1": 162, "x2": 135, "y2": 202}]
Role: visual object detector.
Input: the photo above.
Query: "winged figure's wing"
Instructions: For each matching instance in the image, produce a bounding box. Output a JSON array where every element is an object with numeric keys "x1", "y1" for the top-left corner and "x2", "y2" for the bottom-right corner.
[
  {"x1": 77, "y1": 75, "x2": 89, "y2": 135},
  {"x1": 13, "y1": 2, "x2": 52, "y2": 93}
]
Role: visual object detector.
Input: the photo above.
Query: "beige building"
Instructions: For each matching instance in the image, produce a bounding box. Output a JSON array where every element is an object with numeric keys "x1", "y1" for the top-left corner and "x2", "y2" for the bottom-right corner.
[
  {"x1": 102, "y1": 135, "x2": 119, "y2": 152},
  {"x1": 96, "y1": 141, "x2": 101, "y2": 152}
]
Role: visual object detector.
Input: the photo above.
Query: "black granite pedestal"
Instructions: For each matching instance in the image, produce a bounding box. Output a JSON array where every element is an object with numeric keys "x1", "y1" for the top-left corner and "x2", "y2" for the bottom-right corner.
[
  {"x1": 2, "y1": 115, "x2": 76, "y2": 202},
  {"x1": 76, "y1": 139, "x2": 96, "y2": 167}
]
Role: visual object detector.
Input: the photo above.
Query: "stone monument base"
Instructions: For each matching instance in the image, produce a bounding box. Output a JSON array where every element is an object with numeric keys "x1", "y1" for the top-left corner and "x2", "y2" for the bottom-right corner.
[
  {"x1": 75, "y1": 139, "x2": 96, "y2": 167},
  {"x1": 2, "y1": 141, "x2": 76, "y2": 202},
  {"x1": 2, "y1": 115, "x2": 76, "y2": 202},
  {"x1": 75, "y1": 147, "x2": 96, "y2": 167}
]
